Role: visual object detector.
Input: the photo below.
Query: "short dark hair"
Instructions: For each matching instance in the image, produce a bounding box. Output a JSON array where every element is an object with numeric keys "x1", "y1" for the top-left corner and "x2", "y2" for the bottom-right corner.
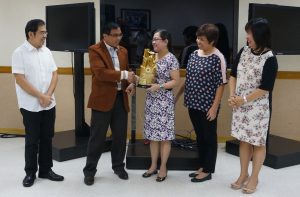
[
  {"x1": 25, "y1": 19, "x2": 45, "y2": 40},
  {"x1": 102, "y1": 22, "x2": 120, "y2": 35},
  {"x1": 183, "y1": 26, "x2": 197, "y2": 43},
  {"x1": 245, "y1": 18, "x2": 271, "y2": 52},
  {"x1": 196, "y1": 24, "x2": 219, "y2": 46},
  {"x1": 154, "y1": 29, "x2": 173, "y2": 52}
]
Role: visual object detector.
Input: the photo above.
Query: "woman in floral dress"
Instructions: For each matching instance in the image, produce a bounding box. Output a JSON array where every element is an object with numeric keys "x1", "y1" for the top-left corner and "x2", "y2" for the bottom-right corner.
[
  {"x1": 229, "y1": 18, "x2": 278, "y2": 194},
  {"x1": 142, "y1": 29, "x2": 180, "y2": 182}
]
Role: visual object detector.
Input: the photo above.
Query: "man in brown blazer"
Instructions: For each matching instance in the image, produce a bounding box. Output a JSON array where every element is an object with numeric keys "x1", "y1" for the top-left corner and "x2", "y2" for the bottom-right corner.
[{"x1": 83, "y1": 22, "x2": 135, "y2": 185}]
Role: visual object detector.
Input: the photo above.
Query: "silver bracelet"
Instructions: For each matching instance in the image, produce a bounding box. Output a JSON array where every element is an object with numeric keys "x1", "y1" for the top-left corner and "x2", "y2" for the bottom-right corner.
[{"x1": 243, "y1": 95, "x2": 248, "y2": 103}]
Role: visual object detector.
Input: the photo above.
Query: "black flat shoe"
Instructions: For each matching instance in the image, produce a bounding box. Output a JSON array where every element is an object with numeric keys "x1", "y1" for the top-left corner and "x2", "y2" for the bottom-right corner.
[
  {"x1": 142, "y1": 170, "x2": 158, "y2": 178},
  {"x1": 191, "y1": 173, "x2": 212, "y2": 183},
  {"x1": 189, "y1": 172, "x2": 198, "y2": 178},
  {"x1": 38, "y1": 170, "x2": 64, "y2": 181},
  {"x1": 23, "y1": 174, "x2": 36, "y2": 187},
  {"x1": 156, "y1": 176, "x2": 167, "y2": 182}
]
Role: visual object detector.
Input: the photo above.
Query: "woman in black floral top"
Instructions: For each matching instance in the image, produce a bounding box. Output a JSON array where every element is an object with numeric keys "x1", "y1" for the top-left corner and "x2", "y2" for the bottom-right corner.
[
  {"x1": 228, "y1": 18, "x2": 278, "y2": 194},
  {"x1": 176, "y1": 24, "x2": 227, "y2": 183}
]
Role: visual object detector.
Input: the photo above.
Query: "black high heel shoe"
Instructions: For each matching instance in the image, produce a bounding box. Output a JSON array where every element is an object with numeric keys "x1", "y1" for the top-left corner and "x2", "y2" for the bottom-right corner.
[
  {"x1": 156, "y1": 175, "x2": 167, "y2": 182},
  {"x1": 142, "y1": 170, "x2": 158, "y2": 178}
]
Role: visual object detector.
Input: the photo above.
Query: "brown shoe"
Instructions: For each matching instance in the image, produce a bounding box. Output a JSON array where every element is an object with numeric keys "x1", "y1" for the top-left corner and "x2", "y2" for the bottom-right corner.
[
  {"x1": 242, "y1": 187, "x2": 256, "y2": 194},
  {"x1": 230, "y1": 176, "x2": 249, "y2": 190}
]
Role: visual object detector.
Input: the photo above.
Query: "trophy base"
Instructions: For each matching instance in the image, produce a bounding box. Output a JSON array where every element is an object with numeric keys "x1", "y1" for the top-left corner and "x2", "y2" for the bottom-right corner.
[{"x1": 137, "y1": 84, "x2": 151, "y2": 88}]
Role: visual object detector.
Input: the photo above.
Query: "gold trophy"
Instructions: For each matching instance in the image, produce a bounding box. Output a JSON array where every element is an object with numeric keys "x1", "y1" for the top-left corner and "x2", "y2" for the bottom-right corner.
[{"x1": 137, "y1": 49, "x2": 157, "y2": 88}]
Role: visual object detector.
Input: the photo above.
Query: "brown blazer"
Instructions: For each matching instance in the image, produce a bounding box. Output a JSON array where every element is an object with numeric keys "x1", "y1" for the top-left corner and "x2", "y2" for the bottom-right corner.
[{"x1": 87, "y1": 41, "x2": 130, "y2": 112}]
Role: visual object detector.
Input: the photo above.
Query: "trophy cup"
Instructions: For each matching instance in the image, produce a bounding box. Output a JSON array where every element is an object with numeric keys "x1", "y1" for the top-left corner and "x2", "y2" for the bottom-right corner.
[{"x1": 137, "y1": 49, "x2": 157, "y2": 88}]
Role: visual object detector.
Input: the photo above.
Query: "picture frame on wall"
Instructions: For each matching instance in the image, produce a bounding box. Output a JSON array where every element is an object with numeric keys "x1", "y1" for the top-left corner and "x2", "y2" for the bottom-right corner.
[{"x1": 120, "y1": 8, "x2": 151, "y2": 30}]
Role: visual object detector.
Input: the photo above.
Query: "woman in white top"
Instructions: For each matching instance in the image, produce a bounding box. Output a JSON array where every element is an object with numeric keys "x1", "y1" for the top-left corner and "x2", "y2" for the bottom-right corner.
[{"x1": 228, "y1": 18, "x2": 278, "y2": 194}]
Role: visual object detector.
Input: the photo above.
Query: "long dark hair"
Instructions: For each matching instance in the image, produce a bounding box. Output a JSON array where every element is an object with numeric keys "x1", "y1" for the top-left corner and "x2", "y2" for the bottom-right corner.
[
  {"x1": 154, "y1": 29, "x2": 173, "y2": 52},
  {"x1": 245, "y1": 18, "x2": 271, "y2": 52}
]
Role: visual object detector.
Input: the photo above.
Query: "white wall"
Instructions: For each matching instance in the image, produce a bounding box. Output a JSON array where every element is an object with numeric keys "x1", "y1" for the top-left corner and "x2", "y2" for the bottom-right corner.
[
  {"x1": 0, "y1": 0, "x2": 100, "y2": 67},
  {"x1": 238, "y1": 0, "x2": 300, "y2": 71}
]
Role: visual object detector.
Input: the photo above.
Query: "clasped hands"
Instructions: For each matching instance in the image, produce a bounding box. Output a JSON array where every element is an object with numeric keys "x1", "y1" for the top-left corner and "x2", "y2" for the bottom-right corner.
[
  {"x1": 39, "y1": 93, "x2": 53, "y2": 108},
  {"x1": 228, "y1": 95, "x2": 245, "y2": 109}
]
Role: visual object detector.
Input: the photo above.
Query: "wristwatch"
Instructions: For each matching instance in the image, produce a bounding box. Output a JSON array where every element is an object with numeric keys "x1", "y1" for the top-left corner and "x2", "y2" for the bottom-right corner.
[{"x1": 159, "y1": 83, "x2": 164, "y2": 89}]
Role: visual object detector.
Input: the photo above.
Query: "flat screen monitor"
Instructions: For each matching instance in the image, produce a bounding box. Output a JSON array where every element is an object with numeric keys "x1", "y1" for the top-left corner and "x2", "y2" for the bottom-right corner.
[
  {"x1": 249, "y1": 3, "x2": 300, "y2": 55},
  {"x1": 46, "y1": 3, "x2": 95, "y2": 52}
]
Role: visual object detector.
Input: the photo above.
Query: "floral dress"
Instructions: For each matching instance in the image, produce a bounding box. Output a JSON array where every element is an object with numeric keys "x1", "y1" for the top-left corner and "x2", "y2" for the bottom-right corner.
[
  {"x1": 144, "y1": 53, "x2": 179, "y2": 141},
  {"x1": 230, "y1": 46, "x2": 278, "y2": 146}
]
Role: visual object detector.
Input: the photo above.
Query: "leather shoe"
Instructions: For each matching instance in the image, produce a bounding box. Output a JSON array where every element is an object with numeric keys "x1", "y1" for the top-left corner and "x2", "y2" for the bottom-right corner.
[
  {"x1": 191, "y1": 173, "x2": 212, "y2": 182},
  {"x1": 156, "y1": 176, "x2": 167, "y2": 182},
  {"x1": 38, "y1": 170, "x2": 64, "y2": 181},
  {"x1": 114, "y1": 169, "x2": 128, "y2": 180},
  {"x1": 23, "y1": 174, "x2": 36, "y2": 187},
  {"x1": 142, "y1": 170, "x2": 158, "y2": 178},
  {"x1": 84, "y1": 176, "x2": 94, "y2": 186},
  {"x1": 189, "y1": 172, "x2": 198, "y2": 178}
]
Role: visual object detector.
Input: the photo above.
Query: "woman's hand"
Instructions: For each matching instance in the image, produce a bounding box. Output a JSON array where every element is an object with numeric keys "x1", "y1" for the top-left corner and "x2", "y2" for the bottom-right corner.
[
  {"x1": 207, "y1": 105, "x2": 218, "y2": 121},
  {"x1": 175, "y1": 94, "x2": 180, "y2": 104},
  {"x1": 228, "y1": 95, "x2": 244, "y2": 108},
  {"x1": 233, "y1": 96, "x2": 245, "y2": 108},
  {"x1": 228, "y1": 95, "x2": 237, "y2": 108},
  {"x1": 147, "y1": 84, "x2": 160, "y2": 93}
]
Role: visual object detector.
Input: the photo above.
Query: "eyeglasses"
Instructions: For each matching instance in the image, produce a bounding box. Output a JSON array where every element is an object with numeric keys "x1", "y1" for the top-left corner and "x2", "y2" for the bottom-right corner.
[
  {"x1": 152, "y1": 38, "x2": 163, "y2": 42},
  {"x1": 109, "y1": 33, "x2": 123, "y2": 38},
  {"x1": 39, "y1": 31, "x2": 48, "y2": 36}
]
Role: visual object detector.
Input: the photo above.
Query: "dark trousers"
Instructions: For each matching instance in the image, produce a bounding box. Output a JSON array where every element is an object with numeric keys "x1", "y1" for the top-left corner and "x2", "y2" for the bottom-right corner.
[
  {"x1": 83, "y1": 92, "x2": 128, "y2": 177},
  {"x1": 188, "y1": 108, "x2": 218, "y2": 173},
  {"x1": 20, "y1": 107, "x2": 55, "y2": 175}
]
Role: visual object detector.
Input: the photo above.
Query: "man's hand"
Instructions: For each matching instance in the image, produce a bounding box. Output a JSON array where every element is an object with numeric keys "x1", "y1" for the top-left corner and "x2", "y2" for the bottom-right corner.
[
  {"x1": 39, "y1": 94, "x2": 52, "y2": 108},
  {"x1": 134, "y1": 75, "x2": 140, "y2": 85},
  {"x1": 127, "y1": 71, "x2": 136, "y2": 83},
  {"x1": 126, "y1": 83, "x2": 136, "y2": 96}
]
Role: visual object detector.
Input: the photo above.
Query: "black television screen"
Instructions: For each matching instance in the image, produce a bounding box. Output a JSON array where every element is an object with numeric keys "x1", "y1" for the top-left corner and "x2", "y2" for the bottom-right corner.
[
  {"x1": 46, "y1": 3, "x2": 95, "y2": 52},
  {"x1": 249, "y1": 3, "x2": 300, "y2": 55}
]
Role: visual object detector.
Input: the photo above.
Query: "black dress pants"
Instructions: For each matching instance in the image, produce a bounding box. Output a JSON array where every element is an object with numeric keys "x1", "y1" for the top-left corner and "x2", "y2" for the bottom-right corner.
[
  {"x1": 188, "y1": 108, "x2": 218, "y2": 173},
  {"x1": 83, "y1": 92, "x2": 128, "y2": 177},
  {"x1": 20, "y1": 107, "x2": 55, "y2": 175}
]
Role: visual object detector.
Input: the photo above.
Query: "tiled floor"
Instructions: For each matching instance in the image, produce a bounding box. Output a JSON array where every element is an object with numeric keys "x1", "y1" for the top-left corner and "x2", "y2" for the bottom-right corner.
[{"x1": 0, "y1": 137, "x2": 299, "y2": 197}]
